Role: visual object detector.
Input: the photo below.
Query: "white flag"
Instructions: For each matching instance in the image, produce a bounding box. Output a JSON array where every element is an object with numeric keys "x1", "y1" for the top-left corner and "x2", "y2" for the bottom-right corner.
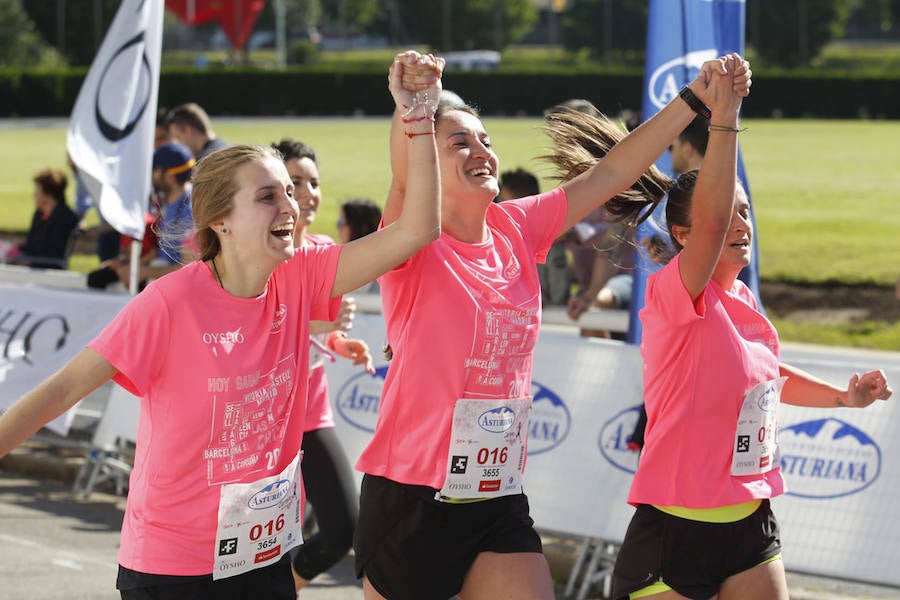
[{"x1": 66, "y1": 0, "x2": 164, "y2": 240}]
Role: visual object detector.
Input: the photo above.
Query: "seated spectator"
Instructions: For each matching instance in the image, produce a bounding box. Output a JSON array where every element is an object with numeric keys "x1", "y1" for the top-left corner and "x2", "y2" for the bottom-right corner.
[
  {"x1": 498, "y1": 168, "x2": 572, "y2": 306},
  {"x1": 87, "y1": 143, "x2": 195, "y2": 290},
  {"x1": 6, "y1": 168, "x2": 80, "y2": 269}
]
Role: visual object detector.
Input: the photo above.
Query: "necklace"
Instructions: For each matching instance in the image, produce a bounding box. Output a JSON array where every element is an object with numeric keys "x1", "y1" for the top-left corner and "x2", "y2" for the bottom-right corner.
[{"x1": 210, "y1": 258, "x2": 224, "y2": 289}]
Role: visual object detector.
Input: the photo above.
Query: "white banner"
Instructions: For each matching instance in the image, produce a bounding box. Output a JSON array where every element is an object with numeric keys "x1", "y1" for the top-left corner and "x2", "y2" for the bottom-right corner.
[
  {"x1": 66, "y1": 0, "x2": 164, "y2": 240},
  {"x1": 5, "y1": 282, "x2": 899, "y2": 586},
  {"x1": 0, "y1": 283, "x2": 129, "y2": 435},
  {"x1": 327, "y1": 313, "x2": 900, "y2": 588}
]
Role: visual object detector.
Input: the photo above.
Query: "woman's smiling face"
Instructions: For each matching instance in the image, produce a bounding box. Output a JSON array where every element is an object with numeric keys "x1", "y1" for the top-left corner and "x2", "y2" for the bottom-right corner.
[{"x1": 224, "y1": 155, "x2": 299, "y2": 265}]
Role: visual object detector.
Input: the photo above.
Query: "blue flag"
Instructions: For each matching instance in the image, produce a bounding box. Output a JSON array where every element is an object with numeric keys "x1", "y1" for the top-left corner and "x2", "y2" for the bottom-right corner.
[{"x1": 627, "y1": 0, "x2": 762, "y2": 344}]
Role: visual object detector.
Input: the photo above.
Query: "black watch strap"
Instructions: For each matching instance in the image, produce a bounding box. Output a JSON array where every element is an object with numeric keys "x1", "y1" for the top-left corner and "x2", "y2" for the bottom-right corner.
[{"x1": 678, "y1": 85, "x2": 712, "y2": 119}]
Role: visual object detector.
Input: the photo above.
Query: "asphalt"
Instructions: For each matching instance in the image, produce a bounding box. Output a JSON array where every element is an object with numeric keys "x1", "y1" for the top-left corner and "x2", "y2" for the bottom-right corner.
[{"x1": 2, "y1": 439, "x2": 899, "y2": 600}]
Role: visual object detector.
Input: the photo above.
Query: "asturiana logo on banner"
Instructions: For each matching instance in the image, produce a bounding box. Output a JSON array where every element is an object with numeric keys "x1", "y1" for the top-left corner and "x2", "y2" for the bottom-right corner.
[
  {"x1": 648, "y1": 49, "x2": 718, "y2": 110},
  {"x1": 528, "y1": 381, "x2": 570, "y2": 455},
  {"x1": 597, "y1": 405, "x2": 643, "y2": 474},
  {"x1": 335, "y1": 366, "x2": 388, "y2": 432},
  {"x1": 779, "y1": 417, "x2": 881, "y2": 499}
]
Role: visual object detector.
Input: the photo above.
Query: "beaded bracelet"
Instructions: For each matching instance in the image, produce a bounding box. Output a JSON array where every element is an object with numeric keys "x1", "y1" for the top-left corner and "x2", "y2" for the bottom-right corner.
[{"x1": 401, "y1": 90, "x2": 438, "y2": 120}]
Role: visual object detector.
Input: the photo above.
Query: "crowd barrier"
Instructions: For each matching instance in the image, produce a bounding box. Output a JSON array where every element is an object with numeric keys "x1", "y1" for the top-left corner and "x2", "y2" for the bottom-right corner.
[{"x1": 2, "y1": 278, "x2": 899, "y2": 587}]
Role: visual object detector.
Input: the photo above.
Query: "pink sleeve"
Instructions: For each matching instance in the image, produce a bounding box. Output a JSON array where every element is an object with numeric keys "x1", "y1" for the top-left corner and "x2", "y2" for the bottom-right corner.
[
  {"x1": 294, "y1": 243, "x2": 343, "y2": 323},
  {"x1": 87, "y1": 285, "x2": 170, "y2": 396},
  {"x1": 645, "y1": 254, "x2": 707, "y2": 327},
  {"x1": 499, "y1": 187, "x2": 568, "y2": 263}
]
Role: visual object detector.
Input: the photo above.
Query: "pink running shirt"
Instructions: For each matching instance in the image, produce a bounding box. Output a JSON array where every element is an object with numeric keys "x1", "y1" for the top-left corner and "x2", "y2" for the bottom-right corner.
[
  {"x1": 304, "y1": 234, "x2": 337, "y2": 432},
  {"x1": 356, "y1": 187, "x2": 568, "y2": 489},
  {"x1": 631, "y1": 254, "x2": 785, "y2": 508},
  {"x1": 88, "y1": 245, "x2": 341, "y2": 576}
]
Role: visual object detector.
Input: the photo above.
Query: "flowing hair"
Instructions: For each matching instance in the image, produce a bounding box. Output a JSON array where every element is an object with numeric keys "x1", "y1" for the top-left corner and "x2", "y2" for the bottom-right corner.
[{"x1": 541, "y1": 106, "x2": 674, "y2": 229}]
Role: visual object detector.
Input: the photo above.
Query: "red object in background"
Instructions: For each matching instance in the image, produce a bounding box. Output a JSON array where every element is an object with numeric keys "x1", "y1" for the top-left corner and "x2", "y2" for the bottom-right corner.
[{"x1": 165, "y1": 0, "x2": 267, "y2": 51}]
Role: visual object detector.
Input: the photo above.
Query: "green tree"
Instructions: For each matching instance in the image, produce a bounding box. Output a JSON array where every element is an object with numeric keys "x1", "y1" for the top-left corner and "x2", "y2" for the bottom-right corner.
[
  {"x1": 320, "y1": 0, "x2": 379, "y2": 34},
  {"x1": 0, "y1": 0, "x2": 59, "y2": 67},
  {"x1": 750, "y1": 0, "x2": 852, "y2": 68},
  {"x1": 22, "y1": 0, "x2": 119, "y2": 66},
  {"x1": 560, "y1": 0, "x2": 647, "y2": 59},
  {"x1": 395, "y1": 0, "x2": 537, "y2": 52}
]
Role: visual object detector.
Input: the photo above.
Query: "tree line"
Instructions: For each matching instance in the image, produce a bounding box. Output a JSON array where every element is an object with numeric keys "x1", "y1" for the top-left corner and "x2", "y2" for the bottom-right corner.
[{"x1": 2, "y1": 0, "x2": 899, "y2": 69}]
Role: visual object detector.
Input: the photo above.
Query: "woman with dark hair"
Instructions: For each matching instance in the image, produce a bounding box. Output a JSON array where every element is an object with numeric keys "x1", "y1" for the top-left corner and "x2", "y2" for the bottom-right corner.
[
  {"x1": 352, "y1": 50, "x2": 752, "y2": 600},
  {"x1": 606, "y1": 64, "x2": 892, "y2": 600},
  {"x1": 337, "y1": 198, "x2": 382, "y2": 244},
  {"x1": 270, "y1": 137, "x2": 373, "y2": 593},
  {"x1": 8, "y1": 168, "x2": 80, "y2": 269}
]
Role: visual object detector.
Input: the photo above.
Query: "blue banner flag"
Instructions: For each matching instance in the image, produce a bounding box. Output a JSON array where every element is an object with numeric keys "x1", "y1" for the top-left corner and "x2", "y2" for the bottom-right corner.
[{"x1": 627, "y1": 0, "x2": 761, "y2": 344}]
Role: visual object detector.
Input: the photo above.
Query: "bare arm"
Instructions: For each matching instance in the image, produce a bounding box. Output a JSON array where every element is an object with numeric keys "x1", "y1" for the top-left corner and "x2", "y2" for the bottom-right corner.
[
  {"x1": 676, "y1": 55, "x2": 746, "y2": 299},
  {"x1": 559, "y1": 56, "x2": 752, "y2": 237},
  {"x1": 382, "y1": 51, "x2": 441, "y2": 228},
  {"x1": 0, "y1": 348, "x2": 117, "y2": 458},
  {"x1": 331, "y1": 53, "x2": 443, "y2": 297},
  {"x1": 780, "y1": 363, "x2": 892, "y2": 408}
]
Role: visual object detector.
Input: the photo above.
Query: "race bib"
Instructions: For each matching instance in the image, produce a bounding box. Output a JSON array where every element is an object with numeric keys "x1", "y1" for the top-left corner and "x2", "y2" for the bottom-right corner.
[
  {"x1": 439, "y1": 397, "x2": 530, "y2": 500},
  {"x1": 212, "y1": 452, "x2": 303, "y2": 580},
  {"x1": 731, "y1": 377, "x2": 786, "y2": 476}
]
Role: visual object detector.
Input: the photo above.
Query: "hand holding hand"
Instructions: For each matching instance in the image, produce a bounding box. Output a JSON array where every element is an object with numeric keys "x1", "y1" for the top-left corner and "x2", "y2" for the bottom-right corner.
[
  {"x1": 845, "y1": 370, "x2": 893, "y2": 408},
  {"x1": 388, "y1": 50, "x2": 444, "y2": 118},
  {"x1": 690, "y1": 53, "x2": 750, "y2": 122}
]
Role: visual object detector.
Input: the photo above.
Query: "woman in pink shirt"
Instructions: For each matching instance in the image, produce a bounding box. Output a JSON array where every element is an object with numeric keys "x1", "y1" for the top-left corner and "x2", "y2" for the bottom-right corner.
[
  {"x1": 352, "y1": 51, "x2": 751, "y2": 600},
  {"x1": 0, "y1": 55, "x2": 441, "y2": 600},
  {"x1": 611, "y1": 57, "x2": 892, "y2": 599},
  {"x1": 272, "y1": 137, "x2": 374, "y2": 593}
]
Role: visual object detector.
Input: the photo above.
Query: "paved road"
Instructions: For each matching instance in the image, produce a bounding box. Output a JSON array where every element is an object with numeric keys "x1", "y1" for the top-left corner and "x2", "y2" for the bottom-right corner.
[{"x1": 2, "y1": 469, "x2": 900, "y2": 600}]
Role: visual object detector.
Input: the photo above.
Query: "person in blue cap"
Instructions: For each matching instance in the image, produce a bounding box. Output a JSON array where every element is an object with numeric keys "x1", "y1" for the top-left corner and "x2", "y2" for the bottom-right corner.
[{"x1": 87, "y1": 142, "x2": 196, "y2": 290}]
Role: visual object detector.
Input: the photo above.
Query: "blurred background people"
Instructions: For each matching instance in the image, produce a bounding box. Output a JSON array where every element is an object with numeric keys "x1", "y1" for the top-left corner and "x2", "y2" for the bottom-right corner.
[
  {"x1": 165, "y1": 102, "x2": 229, "y2": 161},
  {"x1": 5, "y1": 168, "x2": 80, "y2": 269}
]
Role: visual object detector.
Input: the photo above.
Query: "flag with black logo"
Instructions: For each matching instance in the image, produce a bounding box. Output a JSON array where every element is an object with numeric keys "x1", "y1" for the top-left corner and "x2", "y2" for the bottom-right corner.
[{"x1": 66, "y1": 0, "x2": 163, "y2": 240}]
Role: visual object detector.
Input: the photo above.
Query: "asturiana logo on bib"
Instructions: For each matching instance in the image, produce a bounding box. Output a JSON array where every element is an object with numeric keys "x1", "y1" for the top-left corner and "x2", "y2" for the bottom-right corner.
[
  {"x1": 478, "y1": 407, "x2": 516, "y2": 433},
  {"x1": 779, "y1": 417, "x2": 881, "y2": 499},
  {"x1": 758, "y1": 383, "x2": 779, "y2": 412},
  {"x1": 248, "y1": 479, "x2": 291, "y2": 510},
  {"x1": 597, "y1": 405, "x2": 643, "y2": 474},
  {"x1": 647, "y1": 49, "x2": 719, "y2": 110},
  {"x1": 528, "y1": 381, "x2": 570, "y2": 455},
  {"x1": 335, "y1": 366, "x2": 388, "y2": 432}
]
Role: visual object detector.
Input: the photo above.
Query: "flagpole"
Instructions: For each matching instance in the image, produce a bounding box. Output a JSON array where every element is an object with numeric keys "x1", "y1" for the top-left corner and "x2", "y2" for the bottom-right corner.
[{"x1": 128, "y1": 239, "x2": 141, "y2": 295}]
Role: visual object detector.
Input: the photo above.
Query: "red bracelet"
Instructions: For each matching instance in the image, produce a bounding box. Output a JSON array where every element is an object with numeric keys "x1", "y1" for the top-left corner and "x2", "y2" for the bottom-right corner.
[
  {"x1": 401, "y1": 114, "x2": 436, "y2": 124},
  {"x1": 405, "y1": 130, "x2": 436, "y2": 139}
]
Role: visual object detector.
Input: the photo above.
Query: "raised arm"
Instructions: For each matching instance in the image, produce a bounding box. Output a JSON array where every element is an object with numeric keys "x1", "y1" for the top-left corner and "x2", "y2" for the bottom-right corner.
[
  {"x1": 330, "y1": 53, "x2": 442, "y2": 296},
  {"x1": 383, "y1": 51, "x2": 443, "y2": 227},
  {"x1": 559, "y1": 55, "x2": 752, "y2": 235},
  {"x1": 675, "y1": 54, "x2": 747, "y2": 298},
  {"x1": 0, "y1": 348, "x2": 117, "y2": 458},
  {"x1": 780, "y1": 363, "x2": 892, "y2": 408}
]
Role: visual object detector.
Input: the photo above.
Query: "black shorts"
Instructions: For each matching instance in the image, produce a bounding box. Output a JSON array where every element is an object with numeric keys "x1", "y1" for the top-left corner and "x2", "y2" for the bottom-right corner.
[
  {"x1": 117, "y1": 553, "x2": 295, "y2": 600},
  {"x1": 353, "y1": 474, "x2": 543, "y2": 600},
  {"x1": 612, "y1": 501, "x2": 782, "y2": 600}
]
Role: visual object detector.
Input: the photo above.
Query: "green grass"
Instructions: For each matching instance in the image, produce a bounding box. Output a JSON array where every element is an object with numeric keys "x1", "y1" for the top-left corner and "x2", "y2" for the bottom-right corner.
[{"x1": 2, "y1": 117, "x2": 898, "y2": 348}]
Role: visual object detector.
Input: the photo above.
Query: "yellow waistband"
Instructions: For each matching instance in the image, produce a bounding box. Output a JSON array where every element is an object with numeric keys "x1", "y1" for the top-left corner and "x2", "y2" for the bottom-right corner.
[{"x1": 653, "y1": 499, "x2": 762, "y2": 523}]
